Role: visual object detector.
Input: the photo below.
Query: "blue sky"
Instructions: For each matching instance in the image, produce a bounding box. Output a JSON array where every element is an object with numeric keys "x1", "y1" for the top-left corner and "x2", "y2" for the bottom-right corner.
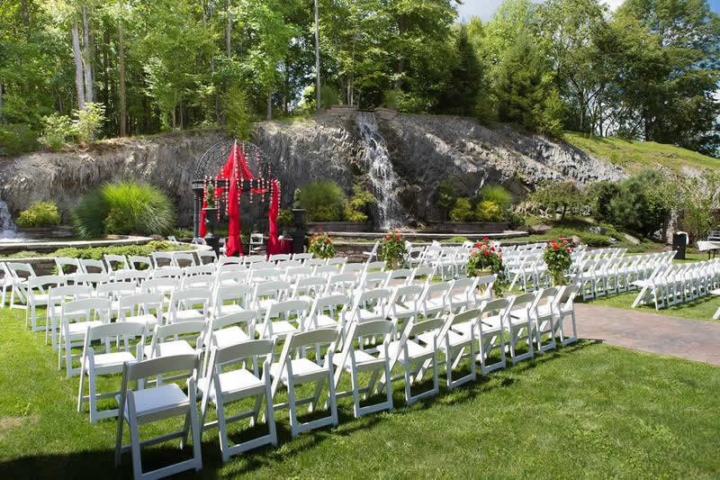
[{"x1": 459, "y1": 0, "x2": 720, "y2": 22}]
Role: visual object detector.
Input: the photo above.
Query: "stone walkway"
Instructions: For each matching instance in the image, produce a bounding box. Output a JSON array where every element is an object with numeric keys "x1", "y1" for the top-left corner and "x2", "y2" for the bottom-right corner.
[{"x1": 574, "y1": 304, "x2": 720, "y2": 365}]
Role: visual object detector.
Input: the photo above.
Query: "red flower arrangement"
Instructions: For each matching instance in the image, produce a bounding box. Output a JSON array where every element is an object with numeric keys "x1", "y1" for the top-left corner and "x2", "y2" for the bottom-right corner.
[{"x1": 467, "y1": 238, "x2": 507, "y2": 296}]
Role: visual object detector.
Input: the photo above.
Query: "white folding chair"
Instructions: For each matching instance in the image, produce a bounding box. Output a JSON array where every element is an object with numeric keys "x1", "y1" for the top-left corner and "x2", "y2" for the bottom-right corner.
[
  {"x1": 197, "y1": 249, "x2": 217, "y2": 265},
  {"x1": 423, "y1": 309, "x2": 479, "y2": 389},
  {"x1": 59, "y1": 298, "x2": 112, "y2": 377},
  {"x1": 270, "y1": 327, "x2": 341, "y2": 438},
  {"x1": 173, "y1": 252, "x2": 197, "y2": 268},
  {"x1": 104, "y1": 254, "x2": 129, "y2": 273},
  {"x1": 252, "y1": 281, "x2": 291, "y2": 315},
  {"x1": 553, "y1": 284, "x2": 579, "y2": 346},
  {"x1": 55, "y1": 257, "x2": 82, "y2": 280},
  {"x1": 349, "y1": 288, "x2": 392, "y2": 324},
  {"x1": 79, "y1": 258, "x2": 108, "y2": 274},
  {"x1": 419, "y1": 281, "x2": 452, "y2": 318},
  {"x1": 333, "y1": 320, "x2": 394, "y2": 418},
  {"x1": 5, "y1": 261, "x2": 36, "y2": 308},
  {"x1": 165, "y1": 289, "x2": 210, "y2": 324},
  {"x1": 447, "y1": 277, "x2": 480, "y2": 313},
  {"x1": 117, "y1": 293, "x2": 164, "y2": 332},
  {"x1": 213, "y1": 285, "x2": 253, "y2": 318},
  {"x1": 46, "y1": 284, "x2": 93, "y2": 349},
  {"x1": 128, "y1": 255, "x2": 153, "y2": 271},
  {"x1": 26, "y1": 275, "x2": 64, "y2": 331},
  {"x1": 341, "y1": 263, "x2": 365, "y2": 275},
  {"x1": 199, "y1": 340, "x2": 278, "y2": 461},
  {"x1": 257, "y1": 299, "x2": 309, "y2": 340},
  {"x1": 292, "y1": 253, "x2": 314, "y2": 263},
  {"x1": 325, "y1": 273, "x2": 359, "y2": 296},
  {"x1": 307, "y1": 294, "x2": 352, "y2": 333},
  {"x1": 114, "y1": 354, "x2": 202, "y2": 479},
  {"x1": 78, "y1": 321, "x2": 146, "y2": 422},
  {"x1": 384, "y1": 268, "x2": 413, "y2": 287},
  {"x1": 292, "y1": 276, "x2": 328, "y2": 303},
  {"x1": 505, "y1": 293, "x2": 536, "y2": 364},
  {"x1": 151, "y1": 252, "x2": 175, "y2": 269}
]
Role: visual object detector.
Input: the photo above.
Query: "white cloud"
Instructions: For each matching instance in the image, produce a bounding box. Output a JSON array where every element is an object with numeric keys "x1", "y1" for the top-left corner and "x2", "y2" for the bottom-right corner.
[{"x1": 457, "y1": 0, "x2": 625, "y2": 22}]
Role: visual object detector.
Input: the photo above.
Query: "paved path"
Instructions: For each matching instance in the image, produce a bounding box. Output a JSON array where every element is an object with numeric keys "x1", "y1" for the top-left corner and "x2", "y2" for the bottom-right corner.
[{"x1": 574, "y1": 304, "x2": 720, "y2": 365}]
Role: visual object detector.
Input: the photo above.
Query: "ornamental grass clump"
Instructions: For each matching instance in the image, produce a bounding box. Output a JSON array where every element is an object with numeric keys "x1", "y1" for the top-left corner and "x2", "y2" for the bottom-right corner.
[
  {"x1": 543, "y1": 237, "x2": 574, "y2": 286},
  {"x1": 380, "y1": 231, "x2": 407, "y2": 269},
  {"x1": 308, "y1": 231, "x2": 336, "y2": 259},
  {"x1": 467, "y1": 237, "x2": 507, "y2": 296}
]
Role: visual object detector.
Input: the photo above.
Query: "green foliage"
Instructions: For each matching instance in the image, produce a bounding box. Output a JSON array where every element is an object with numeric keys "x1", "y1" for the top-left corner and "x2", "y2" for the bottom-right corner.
[
  {"x1": 308, "y1": 232, "x2": 336, "y2": 259},
  {"x1": 543, "y1": 238, "x2": 574, "y2": 286},
  {"x1": 382, "y1": 90, "x2": 399, "y2": 110},
  {"x1": 72, "y1": 182, "x2": 175, "y2": 238},
  {"x1": 298, "y1": 180, "x2": 346, "y2": 222},
  {"x1": 475, "y1": 201, "x2": 504, "y2": 222},
  {"x1": 439, "y1": 25, "x2": 484, "y2": 116},
  {"x1": 320, "y1": 86, "x2": 339, "y2": 110},
  {"x1": 467, "y1": 240, "x2": 507, "y2": 296},
  {"x1": 343, "y1": 184, "x2": 375, "y2": 222},
  {"x1": 480, "y1": 184, "x2": 512, "y2": 211},
  {"x1": 435, "y1": 179, "x2": 458, "y2": 220},
  {"x1": 53, "y1": 241, "x2": 178, "y2": 262},
  {"x1": 0, "y1": 124, "x2": 38, "y2": 156},
  {"x1": 292, "y1": 188, "x2": 302, "y2": 209},
  {"x1": 449, "y1": 198, "x2": 474, "y2": 222},
  {"x1": 170, "y1": 227, "x2": 194, "y2": 239},
  {"x1": 73, "y1": 103, "x2": 106, "y2": 144},
  {"x1": 38, "y1": 114, "x2": 74, "y2": 151},
  {"x1": 680, "y1": 171, "x2": 720, "y2": 245},
  {"x1": 223, "y1": 87, "x2": 254, "y2": 141},
  {"x1": 380, "y1": 231, "x2": 407, "y2": 268},
  {"x1": 530, "y1": 182, "x2": 584, "y2": 220},
  {"x1": 586, "y1": 181, "x2": 622, "y2": 223},
  {"x1": 15, "y1": 202, "x2": 61, "y2": 228},
  {"x1": 278, "y1": 209, "x2": 293, "y2": 227}
]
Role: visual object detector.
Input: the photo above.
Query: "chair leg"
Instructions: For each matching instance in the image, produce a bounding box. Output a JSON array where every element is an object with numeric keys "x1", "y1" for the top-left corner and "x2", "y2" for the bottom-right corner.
[
  {"x1": 77, "y1": 366, "x2": 86, "y2": 414},
  {"x1": 129, "y1": 416, "x2": 143, "y2": 479},
  {"x1": 88, "y1": 370, "x2": 97, "y2": 423},
  {"x1": 265, "y1": 381, "x2": 278, "y2": 447},
  {"x1": 217, "y1": 399, "x2": 230, "y2": 463},
  {"x1": 287, "y1": 380, "x2": 299, "y2": 438}
]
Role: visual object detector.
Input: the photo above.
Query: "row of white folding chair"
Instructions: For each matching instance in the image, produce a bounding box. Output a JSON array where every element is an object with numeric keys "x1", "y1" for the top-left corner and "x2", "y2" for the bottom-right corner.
[{"x1": 631, "y1": 259, "x2": 720, "y2": 310}]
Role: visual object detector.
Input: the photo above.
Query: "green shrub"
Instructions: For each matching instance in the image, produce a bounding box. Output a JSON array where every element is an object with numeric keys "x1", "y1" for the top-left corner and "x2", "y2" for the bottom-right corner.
[
  {"x1": 383, "y1": 90, "x2": 399, "y2": 109},
  {"x1": 39, "y1": 113, "x2": 74, "y2": 150},
  {"x1": 446, "y1": 236, "x2": 469, "y2": 244},
  {"x1": 0, "y1": 124, "x2": 38, "y2": 155},
  {"x1": 72, "y1": 182, "x2": 176, "y2": 238},
  {"x1": 579, "y1": 232, "x2": 612, "y2": 247},
  {"x1": 73, "y1": 102, "x2": 106, "y2": 143},
  {"x1": 278, "y1": 209, "x2": 293, "y2": 227},
  {"x1": 530, "y1": 181, "x2": 584, "y2": 220},
  {"x1": 344, "y1": 184, "x2": 375, "y2": 222},
  {"x1": 223, "y1": 86, "x2": 253, "y2": 140},
  {"x1": 435, "y1": 179, "x2": 458, "y2": 221},
  {"x1": 321, "y1": 85, "x2": 340, "y2": 110},
  {"x1": 476, "y1": 200, "x2": 503, "y2": 222},
  {"x1": 607, "y1": 170, "x2": 676, "y2": 237},
  {"x1": 298, "y1": 180, "x2": 346, "y2": 222},
  {"x1": 170, "y1": 227, "x2": 194, "y2": 239},
  {"x1": 480, "y1": 184, "x2": 512, "y2": 211},
  {"x1": 450, "y1": 198, "x2": 474, "y2": 222},
  {"x1": 53, "y1": 241, "x2": 179, "y2": 262},
  {"x1": 15, "y1": 202, "x2": 61, "y2": 228},
  {"x1": 507, "y1": 211, "x2": 526, "y2": 229}
]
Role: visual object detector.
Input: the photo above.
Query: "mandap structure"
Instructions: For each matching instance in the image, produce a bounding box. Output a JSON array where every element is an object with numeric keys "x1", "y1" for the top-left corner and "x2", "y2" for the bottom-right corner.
[{"x1": 191, "y1": 140, "x2": 283, "y2": 256}]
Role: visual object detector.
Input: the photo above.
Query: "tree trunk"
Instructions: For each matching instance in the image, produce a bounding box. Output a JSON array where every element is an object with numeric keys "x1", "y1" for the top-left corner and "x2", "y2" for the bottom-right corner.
[
  {"x1": 72, "y1": 18, "x2": 86, "y2": 110},
  {"x1": 20, "y1": 0, "x2": 29, "y2": 26},
  {"x1": 103, "y1": 27, "x2": 110, "y2": 114},
  {"x1": 82, "y1": 5, "x2": 93, "y2": 104},
  {"x1": 118, "y1": 21, "x2": 127, "y2": 137},
  {"x1": 226, "y1": 0, "x2": 232, "y2": 57},
  {"x1": 267, "y1": 92, "x2": 272, "y2": 120},
  {"x1": 0, "y1": 82, "x2": 3, "y2": 122},
  {"x1": 314, "y1": 0, "x2": 321, "y2": 113}
]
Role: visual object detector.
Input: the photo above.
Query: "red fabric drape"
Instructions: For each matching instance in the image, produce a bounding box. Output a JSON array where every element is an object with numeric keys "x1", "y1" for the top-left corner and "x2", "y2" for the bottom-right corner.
[
  {"x1": 198, "y1": 199, "x2": 207, "y2": 237},
  {"x1": 267, "y1": 179, "x2": 280, "y2": 255}
]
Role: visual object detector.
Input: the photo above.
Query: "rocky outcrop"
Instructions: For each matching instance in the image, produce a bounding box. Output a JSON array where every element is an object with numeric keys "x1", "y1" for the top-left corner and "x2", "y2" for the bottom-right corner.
[{"x1": 0, "y1": 113, "x2": 625, "y2": 227}]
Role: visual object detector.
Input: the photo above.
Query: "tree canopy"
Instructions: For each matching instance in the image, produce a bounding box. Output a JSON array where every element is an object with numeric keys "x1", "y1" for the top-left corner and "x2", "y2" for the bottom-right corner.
[{"x1": 0, "y1": 0, "x2": 718, "y2": 157}]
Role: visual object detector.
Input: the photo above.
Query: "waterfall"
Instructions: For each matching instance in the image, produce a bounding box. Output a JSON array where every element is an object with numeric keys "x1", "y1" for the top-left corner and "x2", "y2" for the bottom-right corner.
[
  {"x1": 355, "y1": 112, "x2": 403, "y2": 229},
  {"x1": 0, "y1": 200, "x2": 19, "y2": 240}
]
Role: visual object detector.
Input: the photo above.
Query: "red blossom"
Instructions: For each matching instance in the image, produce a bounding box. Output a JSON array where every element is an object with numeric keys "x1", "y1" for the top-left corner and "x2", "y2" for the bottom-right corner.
[
  {"x1": 483, "y1": 236, "x2": 489, "y2": 241},
  {"x1": 490, "y1": 247, "x2": 496, "y2": 252},
  {"x1": 474, "y1": 243, "x2": 482, "y2": 249},
  {"x1": 317, "y1": 226, "x2": 324, "y2": 232},
  {"x1": 566, "y1": 247, "x2": 572, "y2": 253},
  {"x1": 483, "y1": 250, "x2": 490, "y2": 257}
]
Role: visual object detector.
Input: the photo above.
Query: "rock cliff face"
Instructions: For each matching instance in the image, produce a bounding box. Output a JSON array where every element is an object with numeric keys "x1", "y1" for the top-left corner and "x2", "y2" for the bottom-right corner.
[{"x1": 0, "y1": 113, "x2": 625, "y2": 227}]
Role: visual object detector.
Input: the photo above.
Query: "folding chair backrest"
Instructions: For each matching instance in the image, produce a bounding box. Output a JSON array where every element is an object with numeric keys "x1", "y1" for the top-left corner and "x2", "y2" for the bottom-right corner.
[
  {"x1": 214, "y1": 339, "x2": 275, "y2": 368},
  {"x1": 49, "y1": 285, "x2": 93, "y2": 304},
  {"x1": 7, "y1": 262, "x2": 36, "y2": 281},
  {"x1": 214, "y1": 284, "x2": 253, "y2": 314},
  {"x1": 292, "y1": 253, "x2": 314, "y2": 262},
  {"x1": 327, "y1": 258, "x2": 347, "y2": 268},
  {"x1": 245, "y1": 255, "x2": 266, "y2": 264},
  {"x1": 62, "y1": 297, "x2": 111, "y2": 323},
  {"x1": 269, "y1": 254, "x2": 291, "y2": 263},
  {"x1": 173, "y1": 252, "x2": 196, "y2": 268},
  {"x1": 104, "y1": 254, "x2": 128, "y2": 272},
  {"x1": 149, "y1": 321, "x2": 206, "y2": 351},
  {"x1": 510, "y1": 292, "x2": 536, "y2": 312},
  {"x1": 255, "y1": 280, "x2": 291, "y2": 300},
  {"x1": 314, "y1": 265, "x2": 339, "y2": 278},
  {"x1": 28, "y1": 275, "x2": 64, "y2": 292},
  {"x1": 114, "y1": 269, "x2": 150, "y2": 284},
  {"x1": 362, "y1": 271, "x2": 390, "y2": 289},
  {"x1": 87, "y1": 321, "x2": 146, "y2": 343},
  {"x1": 386, "y1": 268, "x2": 413, "y2": 286},
  {"x1": 286, "y1": 266, "x2": 314, "y2": 282},
  {"x1": 197, "y1": 249, "x2": 217, "y2": 264},
  {"x1": 407, "y1": 317, "x2": 445, "y2": 338},
  {"x1": 170, "y1": 288, "x2": 211, "y2": 311},
  {"x1": 118, "y1": 293, "x2": 164, "y2": 318},
  {"x1": 153, "y1": 267, "x2": 182, "y2": 279},
  {"x1": 75, "y1": 273, "x2": 111, "y2": 287},
  {"x1": 128, "y1": 255, "x2": 152, "y2": 270},
  {"x1": 55, "y1": 257, "x2": 81, "y2": 276},
  {"x1": 122, "y1": 353, "x2": 199, "y2": 383},
  {"x1": 287, "y1": 326, "x2": 340, "y2": 351},
  {"x1": 78, "y1": 259, "x2": 107, "y2": 274},
  {"x1": 326, "y1": 273, "x2": 358, "y2": 295},
  {"x1": 141, "y1": 278, "x2": 179, "y2": 296},
  {"x1": 305, "y1": 259, "x2": 326, "y2": 268},
  {"x1": 341, "y1": 263, "x2": 364, "y2": 274},
  {"x1": 294, "y1": 276, "x2": 328, "y2": 298},
  {"x1": 151, "y1": 252, "x2": 175, "y2": 269},
  {"x1": 211, "y1": 310, "x2": 257, "y2": 334},
  {"x1": 96, "y1": 281, "x2": 136, "y2": 300},
  {"x1": 277, "y1": 260, "x2": 302, "y2": 270},
  {"x1": 268, "y1": 299, "x2": 310, "y2": 318}
]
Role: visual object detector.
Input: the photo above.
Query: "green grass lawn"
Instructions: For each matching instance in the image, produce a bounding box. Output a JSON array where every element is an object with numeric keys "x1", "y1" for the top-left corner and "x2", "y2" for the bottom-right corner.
[
  {"x1": 2, "y1": 307, "x2": 720, "y2": 478},
  {"x1": 586, "y1": 290, "x2": 720, "y2": 323},
  {"x1": 565, "y1": 132, "x2": 720, "y2": 172}
]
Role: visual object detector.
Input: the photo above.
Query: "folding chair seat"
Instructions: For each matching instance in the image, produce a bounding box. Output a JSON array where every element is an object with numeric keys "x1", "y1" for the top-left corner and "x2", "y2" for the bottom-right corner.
[
  {"x1": 206, "y1": 310, "x2": 257, "y2": 352},
  {"x1": 505, "y1": 293, "x2": 536, "y2": 364},
  {"x1": 144, "y1": 321, "x2": 206, "y2": 364},
  {"x1": 114, "y1": 354, "x2": 202, "y2": 479},
  {"x1": 213, "y1": 285, "x2": 253, "y2": 318},
  {"x1": 78, "y1": 321, "x2": 146, "y2": 422},
  {"x1": 165, "y1": 289, "x2": 210, "y2": 324},
  {"x1": 380, "y1": 317, "x2": 441, "y2": 405},
  {"x1": 257, "y1": 299, "x2": 309, "y2": 340},
  {"x1": 359, "y1": 271, "x2": 390, "y2": 290},
  {"x1": 26, "y1": 275, "x2": 65, "y2": 331},
  {"x1": 364, "y1": 260, "x2": 386, "y2": 273},
  {"x1": 270, "y1": 327, "x2": 341, "y2": 438},
  {"x1": 307, "y1": 294, "x2": 351, "y2": 332},
  {"x1": 284, "y1": 266, "x2": 313, "y2": 284},
  {"x1": 118, "y1": 293, "x2": 164, "y2": 331},
  {"x1": 269, "y1": 253, "x2": 291, "y2": 263},
  {"x1": 59, "y1": 298, "x2": 112, "y2": 377},
  {"x1": 410, "y1": 266, "x2": 436, "y2": 290},
  {"x1": 181, "y1": 275, "x2": 214, "y2": 290},
  {"x1": 419, "y1": 281, "x2": 452, "y2": 318},
  {"x1": 199, "y1": 340, "x2": 277, "y2": 461},
  {"x1": 332, "y1": 320, "x2": 393, "y2": 417}
]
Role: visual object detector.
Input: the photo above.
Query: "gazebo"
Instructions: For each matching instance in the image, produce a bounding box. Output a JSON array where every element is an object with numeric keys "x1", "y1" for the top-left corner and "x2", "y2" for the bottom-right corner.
[{"x1": 191, "y1": 140, "x2": 282, "y2": 256}]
